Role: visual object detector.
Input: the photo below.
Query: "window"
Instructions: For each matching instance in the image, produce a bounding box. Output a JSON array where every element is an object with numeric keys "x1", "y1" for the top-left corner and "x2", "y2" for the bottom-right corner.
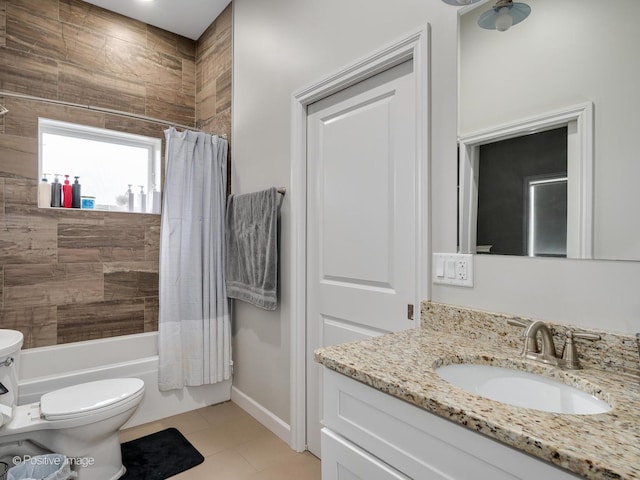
[
  {"x1": 526, "y1": 175, "x2": 568, "y2": 258},
  {"x1": 38, "y1": 118, "x2": 161, "y2": 213}
]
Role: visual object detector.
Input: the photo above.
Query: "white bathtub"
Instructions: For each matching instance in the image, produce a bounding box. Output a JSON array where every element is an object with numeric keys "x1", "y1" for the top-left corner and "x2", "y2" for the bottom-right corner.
[{"x1": 17, "y1": 332, "x2": 232, "y2": 427}]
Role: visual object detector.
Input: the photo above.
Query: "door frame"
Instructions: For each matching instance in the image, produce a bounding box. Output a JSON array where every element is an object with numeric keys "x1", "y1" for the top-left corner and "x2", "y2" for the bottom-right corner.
[
  {"x1": 288, "y1": 25, "x2": 432, "y2": 452},
  {"x1": 458, "y1": 102, "x2": 594, "y2": 259}
]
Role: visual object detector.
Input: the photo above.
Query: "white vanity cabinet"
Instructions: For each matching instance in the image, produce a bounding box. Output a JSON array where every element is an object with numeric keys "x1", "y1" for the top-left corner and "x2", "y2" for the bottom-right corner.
[{"x1": 321, "y1": 368, "x2": 583, "y2": 480}]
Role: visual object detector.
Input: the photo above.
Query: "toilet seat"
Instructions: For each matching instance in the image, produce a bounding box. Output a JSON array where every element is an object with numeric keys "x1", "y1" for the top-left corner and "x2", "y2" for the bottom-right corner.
[{"x1": 40, "y1": 378, "x2": 144, "y2": 421}]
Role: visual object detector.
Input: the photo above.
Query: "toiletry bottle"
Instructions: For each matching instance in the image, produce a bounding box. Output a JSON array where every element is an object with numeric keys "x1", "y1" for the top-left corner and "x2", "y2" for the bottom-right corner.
[
  {"x1": 38, "y1": 174, "x2": 51, "y2": 208},
  {"x1": 51, "y1": 174, "x2": 62, "y2": 208},
  {"x1": 72, "y1": 176, "x2": 81, "y2": 208},
  {"x1": 127, "y1": 184, "x2": 134, "y2": 212},
  {"x1": 62, "y1": 175, "x2": 72, "y2": 208},
  {"x1": 138, "y1": 185, "x2": 146, "y2": 213},
  {"x1": 151, "y1": 184, "x2": 161, "y2": 214}
]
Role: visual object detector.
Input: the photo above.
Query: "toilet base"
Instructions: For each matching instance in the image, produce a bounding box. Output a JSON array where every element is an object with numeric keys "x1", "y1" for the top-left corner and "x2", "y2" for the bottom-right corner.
[{"x1": 56, "y1": 430, "x2": 124, "y2": 480}]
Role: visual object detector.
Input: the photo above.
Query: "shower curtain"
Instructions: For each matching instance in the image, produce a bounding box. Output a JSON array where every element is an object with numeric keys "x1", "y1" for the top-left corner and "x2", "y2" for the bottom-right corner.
[{"x1": 158, "y1": 127, "x2": 230, "y2": 391}]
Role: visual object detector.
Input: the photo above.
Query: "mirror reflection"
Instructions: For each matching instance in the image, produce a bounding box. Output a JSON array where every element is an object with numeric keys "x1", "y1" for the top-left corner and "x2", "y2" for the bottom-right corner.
[
  {"x1": 458, "y1": 0, "x2": 640, "y2": 261},
  {"x1": 476, "y1": 127, "x2": 567, "y2": 257}
]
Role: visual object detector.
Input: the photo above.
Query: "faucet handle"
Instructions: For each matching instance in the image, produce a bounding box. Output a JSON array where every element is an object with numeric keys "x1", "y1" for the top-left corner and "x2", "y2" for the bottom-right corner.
[
  {"x1": 507, "y1": 318, "x2": 531, "y2": 329},
  {"x1": 561, "y1": 330, "x2": 600, "y2": 369},
  {"x1": 571, "y1": 331, "x2": 601, "y2": 341}
]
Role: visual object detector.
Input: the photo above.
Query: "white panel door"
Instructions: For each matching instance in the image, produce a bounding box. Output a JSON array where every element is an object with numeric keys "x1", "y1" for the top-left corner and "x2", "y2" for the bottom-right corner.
[{"x1": 306, "y1": 60, "x2": 417, "y2": 457}]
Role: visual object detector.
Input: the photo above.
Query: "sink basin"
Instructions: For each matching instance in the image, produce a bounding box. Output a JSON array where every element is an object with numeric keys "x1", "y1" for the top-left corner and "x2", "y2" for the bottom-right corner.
[{"x1": 435, "y1": 364, "x2": 611, "y2": 415}]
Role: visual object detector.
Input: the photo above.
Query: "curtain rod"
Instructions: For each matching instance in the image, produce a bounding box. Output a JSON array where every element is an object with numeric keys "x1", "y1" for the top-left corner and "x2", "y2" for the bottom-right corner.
[{"x1": 0, "y1": 91, "x2": 227, "y2": 138}]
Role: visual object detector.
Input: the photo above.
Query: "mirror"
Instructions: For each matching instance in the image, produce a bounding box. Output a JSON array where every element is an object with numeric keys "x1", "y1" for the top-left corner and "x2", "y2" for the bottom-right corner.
[{"x1": 458, "y1": 0, "x2": 640, "y2": 261}]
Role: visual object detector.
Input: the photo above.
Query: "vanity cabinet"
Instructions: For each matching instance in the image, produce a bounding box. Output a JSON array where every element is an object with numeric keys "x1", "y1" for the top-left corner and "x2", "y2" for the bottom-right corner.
[
  {"x1": 321, "y1": 368, "x2": 582, "y2": 480},
  {"x1": 322, "y1": 428, "x2": 409, "y2": 480}
]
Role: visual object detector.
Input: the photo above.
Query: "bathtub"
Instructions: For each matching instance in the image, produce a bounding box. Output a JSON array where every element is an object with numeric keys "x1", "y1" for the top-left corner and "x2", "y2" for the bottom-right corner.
[{"x1": 17, "y1": 333, "x2": 232, "y2": 427}]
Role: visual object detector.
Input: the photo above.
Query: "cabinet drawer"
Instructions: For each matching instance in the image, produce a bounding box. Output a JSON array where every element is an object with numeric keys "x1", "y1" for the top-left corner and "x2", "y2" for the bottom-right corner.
[
  {"x1": 323, "y1": 368, "x2": 581, "y2": 480},
  {"x1": 322, "y1": 428, "x2": 410, "y2": 480}
]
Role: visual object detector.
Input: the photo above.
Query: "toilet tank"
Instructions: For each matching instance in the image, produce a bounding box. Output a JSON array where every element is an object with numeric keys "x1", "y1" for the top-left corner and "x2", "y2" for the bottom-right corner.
[{"x1": 0, "y1": 329, "x2": 24, "y2": 424}]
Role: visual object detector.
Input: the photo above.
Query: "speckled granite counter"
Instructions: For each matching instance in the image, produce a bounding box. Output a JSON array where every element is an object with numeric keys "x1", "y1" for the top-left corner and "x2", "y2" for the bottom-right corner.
[{"x1": 315, "y1": 303, "x2": 640, "y2": 480}]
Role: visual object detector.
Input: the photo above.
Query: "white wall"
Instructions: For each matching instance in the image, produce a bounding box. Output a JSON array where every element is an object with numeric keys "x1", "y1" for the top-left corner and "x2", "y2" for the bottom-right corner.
[
  {"x1": 459, "y1": 0, "x2": 640, "y2": 261},
  {"x1": 232, "y1": 0, "x2": 458, "y2": 426},
  {"x1": 232, "y1": 0, "x2": 640, "y2": 437}
]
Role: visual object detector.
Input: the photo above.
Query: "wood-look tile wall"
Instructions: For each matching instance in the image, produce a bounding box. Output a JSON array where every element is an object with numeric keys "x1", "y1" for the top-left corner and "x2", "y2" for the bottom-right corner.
[
  {"x1": 0, "y1": 0, "x2": 232, "y2": 348},
  {"x1": 196, "y1": 3, "x2": 232, "y2": 191}
]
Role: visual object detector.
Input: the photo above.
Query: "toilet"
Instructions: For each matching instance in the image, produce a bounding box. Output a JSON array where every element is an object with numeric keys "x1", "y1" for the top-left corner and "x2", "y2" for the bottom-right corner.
[{"x1": 0, "y1": 329, "x2": 144, "y2": 480}]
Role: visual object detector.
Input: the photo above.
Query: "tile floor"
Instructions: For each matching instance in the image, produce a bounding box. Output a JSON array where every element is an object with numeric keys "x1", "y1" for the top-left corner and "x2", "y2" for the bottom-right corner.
[{"x1": 119, "y1": 401, "x2": 321, "y2": 480}]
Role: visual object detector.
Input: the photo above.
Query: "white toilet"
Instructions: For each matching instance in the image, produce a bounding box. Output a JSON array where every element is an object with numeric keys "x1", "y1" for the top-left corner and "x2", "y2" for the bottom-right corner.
[{"x1": 0, "y1": 329, "x2": 145, "y2": 480}]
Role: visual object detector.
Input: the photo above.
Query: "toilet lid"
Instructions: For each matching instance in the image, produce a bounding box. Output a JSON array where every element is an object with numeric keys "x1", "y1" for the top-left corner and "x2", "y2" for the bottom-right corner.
[{"x1": 40, "y1": 378, "x2": 144, "y2": 421}]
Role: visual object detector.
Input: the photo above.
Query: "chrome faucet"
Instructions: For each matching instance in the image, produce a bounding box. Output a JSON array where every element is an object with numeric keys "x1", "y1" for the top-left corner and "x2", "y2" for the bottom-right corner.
[{"x1": 508, "y1": 319, "x2": 600, "y2": 369}]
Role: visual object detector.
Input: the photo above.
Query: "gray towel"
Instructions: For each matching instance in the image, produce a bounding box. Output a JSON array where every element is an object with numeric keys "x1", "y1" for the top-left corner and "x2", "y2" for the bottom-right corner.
[{"x1": 225, "y1": 188, "x2": 278, "y2": 310}]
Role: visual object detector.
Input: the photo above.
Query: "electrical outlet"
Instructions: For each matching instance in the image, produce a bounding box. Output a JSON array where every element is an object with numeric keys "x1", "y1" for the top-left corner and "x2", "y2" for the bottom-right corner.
[
  {"x1": 433, "y1": 253, "x2": 473, "y2": 287},
  {"x1": 456, "y1": 259, "x2": 467, "y2": 280}
]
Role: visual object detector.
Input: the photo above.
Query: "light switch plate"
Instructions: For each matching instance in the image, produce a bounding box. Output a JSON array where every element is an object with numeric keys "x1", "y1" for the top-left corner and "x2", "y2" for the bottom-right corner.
[{"x1": 433, "y1": 253, "x2": 473, "y2": 287}]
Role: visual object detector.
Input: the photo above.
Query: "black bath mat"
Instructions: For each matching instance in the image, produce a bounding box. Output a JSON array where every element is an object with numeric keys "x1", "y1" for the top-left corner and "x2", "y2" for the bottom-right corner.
[{"x1": 121, "y1": 427, "x2": 204, "y2": 480}]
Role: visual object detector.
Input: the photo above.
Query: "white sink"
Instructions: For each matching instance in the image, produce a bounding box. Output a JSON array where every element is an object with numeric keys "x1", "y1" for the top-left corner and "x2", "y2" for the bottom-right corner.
[{"x1": 435, "y1": 364, "x2": 611, "y2": 415}]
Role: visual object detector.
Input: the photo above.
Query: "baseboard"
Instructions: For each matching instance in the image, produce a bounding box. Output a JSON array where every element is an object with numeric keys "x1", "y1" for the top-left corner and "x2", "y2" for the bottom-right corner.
[{"x1": 231, "y1": 386, "x2": 291, "y2": 446}]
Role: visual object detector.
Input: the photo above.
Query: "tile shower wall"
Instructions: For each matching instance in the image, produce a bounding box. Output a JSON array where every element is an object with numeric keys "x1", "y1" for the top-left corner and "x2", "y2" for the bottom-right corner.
[
  {"x1": 0, "y1": 0, "x2": 232, "y2": 348},
  {"x1": 196, "y1": 3, "x2": 232, "y2": 191},
  {"x1": 196, "y1": 4, "x2": 232, "y2": 138}
]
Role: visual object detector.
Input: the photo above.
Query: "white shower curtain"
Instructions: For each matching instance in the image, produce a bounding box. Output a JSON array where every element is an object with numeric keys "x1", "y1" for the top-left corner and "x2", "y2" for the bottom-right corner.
[{"x1": 158, "y1": 127, "x2": 230, "y2": 391}]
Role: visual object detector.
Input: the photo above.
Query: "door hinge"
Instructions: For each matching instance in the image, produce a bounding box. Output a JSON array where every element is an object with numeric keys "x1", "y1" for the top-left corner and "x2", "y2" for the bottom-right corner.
[{"x1": 407, "y1": 304, "x2": 414, "y2": 321}]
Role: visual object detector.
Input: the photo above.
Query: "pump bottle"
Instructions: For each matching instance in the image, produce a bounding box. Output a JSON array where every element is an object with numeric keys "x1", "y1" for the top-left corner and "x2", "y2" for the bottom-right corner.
[
  {"x1": 151, "y1": 185, "x2": 161, "y2": 214},
  {"x1": 127, "y1": 185, "x2": 134, "y2": 212},
  {"x1": 71, "y1": 177, "x2": 81, "y2": 208},
  {"x1": 62, "y1": 175, "x2": 72, "y2": 208},
  {"x1": 38, "y1": 174, "x2": 51, "y2": 208},
  {"x1": 138, "y1": 186, "x2": 146, "y2": 213},
  {"x1": 51, "y1": 174, "x2": 62, "y2": 207}
]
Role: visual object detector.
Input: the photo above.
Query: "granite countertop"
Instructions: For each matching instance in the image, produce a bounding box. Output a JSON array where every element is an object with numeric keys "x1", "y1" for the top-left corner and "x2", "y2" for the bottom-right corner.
[{"x1": 315, "y1": 326, "x2": 640, "y2": 480}]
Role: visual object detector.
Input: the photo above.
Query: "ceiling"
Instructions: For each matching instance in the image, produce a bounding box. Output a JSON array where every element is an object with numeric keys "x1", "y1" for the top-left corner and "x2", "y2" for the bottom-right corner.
[{"x1": 82, "y1": 0, "x2": 231, "y2": 40}]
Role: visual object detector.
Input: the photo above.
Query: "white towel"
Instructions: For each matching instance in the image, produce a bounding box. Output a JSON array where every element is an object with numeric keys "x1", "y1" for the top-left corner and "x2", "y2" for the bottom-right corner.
[{"x1": 225, "y1": 188, "x2": 278, "y2": 310}]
